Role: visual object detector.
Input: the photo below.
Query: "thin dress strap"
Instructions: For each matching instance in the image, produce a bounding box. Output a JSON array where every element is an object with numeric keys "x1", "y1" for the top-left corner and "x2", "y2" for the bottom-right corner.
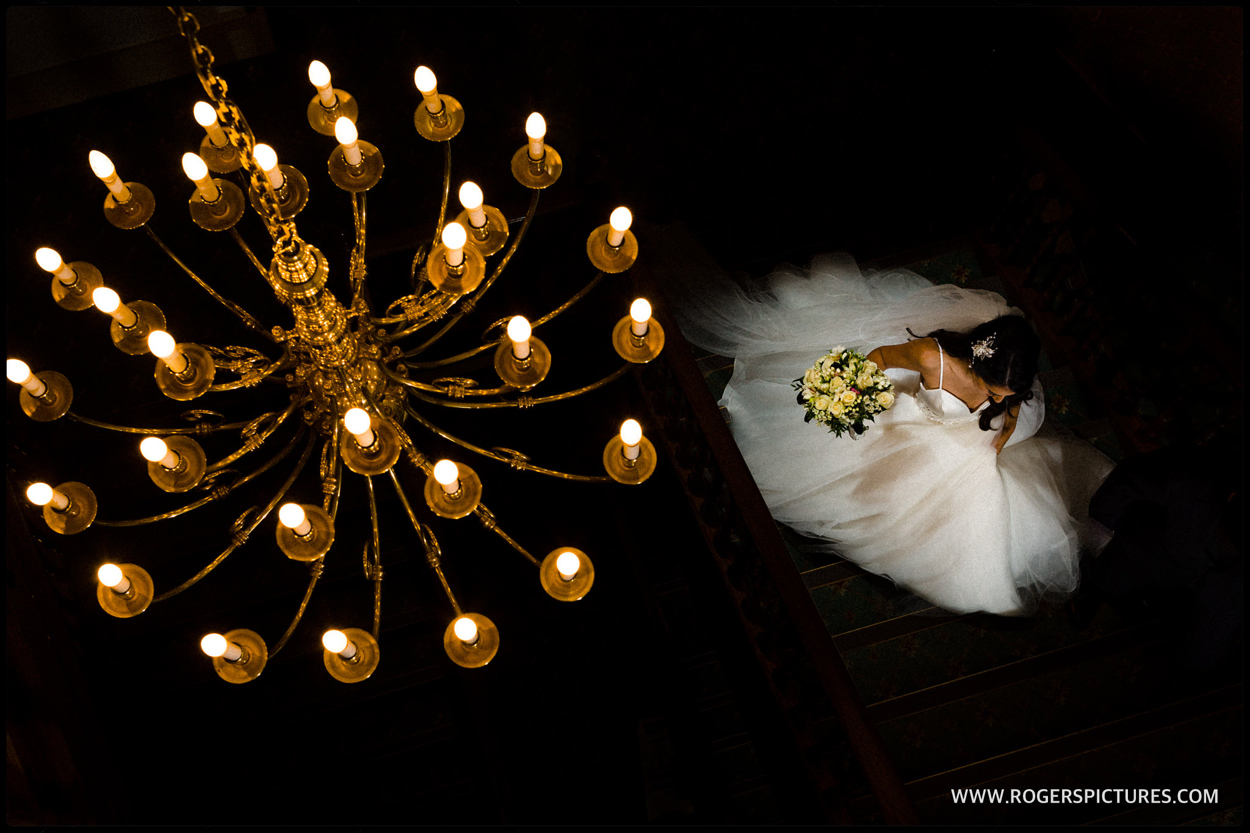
[{"x1": 936, "y1": 340, "x2": 944, "y2": 390}]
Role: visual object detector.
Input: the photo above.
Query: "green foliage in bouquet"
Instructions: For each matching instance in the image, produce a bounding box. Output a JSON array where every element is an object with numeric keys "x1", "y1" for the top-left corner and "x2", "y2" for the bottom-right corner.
[{"x1": 793, "y1": 346, "x2": 896, "y2": 437}]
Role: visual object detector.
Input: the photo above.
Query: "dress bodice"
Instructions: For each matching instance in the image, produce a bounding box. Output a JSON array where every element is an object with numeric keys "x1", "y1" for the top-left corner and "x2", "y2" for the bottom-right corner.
[{"x1": 915, "y1": 342, "x2": 987, "y2": 424}]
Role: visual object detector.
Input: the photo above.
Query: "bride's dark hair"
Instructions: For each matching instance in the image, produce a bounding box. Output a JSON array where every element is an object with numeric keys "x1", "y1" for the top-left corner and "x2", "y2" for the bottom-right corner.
[{"x1": 908, "y1": 314, "x2": 1041, "y2": 431}]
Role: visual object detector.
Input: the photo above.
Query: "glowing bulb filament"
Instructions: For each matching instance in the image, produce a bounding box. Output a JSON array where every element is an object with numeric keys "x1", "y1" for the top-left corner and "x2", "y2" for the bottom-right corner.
[
  {"x1": 556, "y1": 551, "x2": 580, "y2": 581},
  {"x1": 507, "y1": 316, "x2": 532, "y2": 361},
  {"x1": 453, "y1": 616, "x2": 479, "y2": 646},
  {"x1": 36, "y1": 247, "x2": 78, "y2": 285},
  {"x1": 525, "y1": 113, "x2": 547, "y2": 161},
  {"x1": 414, "y1": 66, "x2": 441, "y2": 114},
  {"x1": 308, "y1": 60, "x2": 337, "y2": 108},
  {"x1": 7, "y1": 359, "x2": 47, "y2": 398},
  {"x1": 620, "y1": 419, "x2": 643, "y2": 461},
  {"x1": 89, "y1": 150, "x2": 131, "y2": 203},
  {"x1": 629, "y1": 298, "x2": 652, "y2": 337}
]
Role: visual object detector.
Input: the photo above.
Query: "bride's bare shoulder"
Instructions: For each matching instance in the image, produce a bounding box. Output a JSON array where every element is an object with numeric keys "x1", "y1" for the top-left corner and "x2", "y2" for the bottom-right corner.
[{"x1": 869, "y1": 337, "x2": 941, "y2": 374}]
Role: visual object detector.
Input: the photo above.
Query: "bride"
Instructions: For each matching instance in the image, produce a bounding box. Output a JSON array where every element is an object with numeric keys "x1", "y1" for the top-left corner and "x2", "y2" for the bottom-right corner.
[{"x1": 671, "y1": 251, "x2": 1115, "y2": 616}]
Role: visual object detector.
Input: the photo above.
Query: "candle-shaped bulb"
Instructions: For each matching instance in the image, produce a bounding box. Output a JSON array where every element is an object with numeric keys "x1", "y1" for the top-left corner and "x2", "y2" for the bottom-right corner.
[
  {"x1": 414, "y1": 66, "x2": 437, "y2": 93},
  {"x1": 433, "y1": 459, "x2": 461, "y2": 496},
  {"x1": 94, "y1": 287, "x2": 138, "y2": 328},
  {"x1": 334, "y1": 116, "x2": 362, "y2": 166},
  {"x1": 182, "y1": 152, "x2": 220, "y2": 202},
  {"x1": 181, "y1": 152, "x2": 208, "y2": 182},
  {"x1": 608, "y1": 206, "x2": 633, "y2": 247},
  {"x1": 278, "y1": 502, "x2": 306, "y2": 530},
  {"x1": 343, "y1": 407, "x2": 371, "y2": 436},
  {"x1": 253, "y1": 144, "x2": 284, "y2": 190},
  {"x1": 620, "y1": 419, "x2": 643, "y2": 447},
  {"x1": 97, "y1": 563, "x2": 124, "y2": 588},
  {"x1": 200, "y1": 633, "x2": 229, "y2": 658},
  {"x1": 441, "y1": 222, "x2": 466, "y2": 267},
  {"x1": 139, "y1": 436, "x2": 169, "y2": 463},
  {"x1": 26, "y1": 482, "x2": 54, "y2": 506},
  {"x1": 89, "y1": 150, "x2": 130, "y2": 202},
  {"x1": 322, "y1": 629, "x2": 348, "y2": 653},
  {"x1": 556, "y1": 550, "x2": 581, "y2": 580},
  {"x1": 92, "y1": 287, "x2": 120, "y2": 313},
  {"x1": 507, "y1": 316, "x2": 532, "y2": 360},
  {"x1": 453, "y1": 616, "x2": 478, "y2": 644},
  {"x1": 193, "y1": 101, "x2": 217, "y2": 127},
  {"x1": 194, "y1": 102, "x2": 228, "y2": 148},
  {"x1": 308, "y1": 60, "x2": 331, "y2": 88},
  {"x1": 7, "y1": 359, "x2": 32, "y2": 384},
  {"x1": 630, "y1": 298, "x2": 652, "y2": 324},
  {"x1": 414, "y1": 66, "x2": 441, "y2": 114},
  {"x1": 458, "y1": 181, "x2": 483, "y2": 210},
  {"x1": 147, "y1": 330, "x2": 176, "y2": 358},
  {"x1": 88, "y1": 150, "x2": 115, "y2": 179},
  {"x1": 35, "y1": 247, "x2": 62, "y2": 272},
  {"x1": 525, "y1": 112, "x2": 546, "y2": 159}
]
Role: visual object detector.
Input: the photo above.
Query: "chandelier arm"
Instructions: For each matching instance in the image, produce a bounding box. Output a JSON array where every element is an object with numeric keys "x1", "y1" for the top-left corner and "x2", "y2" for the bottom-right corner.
[
  {"x1": 151, "y1": 427, "x2": 315, "y2": 604},
  {"x1": 400, "y1": 341, "x2": 497, "y2": 371},
  {"x1": 65, "y1": 411, "x2": 254, "y2": 436},
  {"x1": 395, "y1": 190, "x2": 541, "y2": 356},
  {"x1": 144, "y1": 226, "x2": 278, "y2": 342},
  {"x1": 402, "y1": 402, "x2": 614, "y2": 484},
  {"x1": 364, "y1": 475, "x2": 383, "y2": 640},
  {"x1": 204, "y1": 397, "x2": 301, "y2": 472},
  {"x1": 349, "y1": 192, "x2": 369, "y2": 306},
  {"x1": 396, "y1": 364, "x2": 634, "y2": 410},
  {"x1": 531, "y1": 271, "x2": 608, "y2": 329},
  {"x1": 268, "y1": 557, "x2": 326, "y2": 659},
  {"x1": 472, "y1": 504, "x2": 540, "y2": 566},
  {"x1": 228, "y1": 227, "x2": 274, "y2": 283},
  {"x1": 375, "y1": 291, "x2": 460, "y2": 343},
  {"x1": 434, "y1": 141, "x2": 452, "y2": 253},
  {"x1": 386, "y1": 469, "x2": 461, "y2": 617},
  {"x1": 206, "y1": 353, "x2": 293, "y2": 393},
  {"x1": 323, "y1": 421, "x2": 344, "y2": 519}
]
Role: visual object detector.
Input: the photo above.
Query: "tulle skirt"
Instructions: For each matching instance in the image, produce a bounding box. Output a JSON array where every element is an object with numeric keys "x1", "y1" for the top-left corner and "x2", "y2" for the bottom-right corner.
[{"x1": 671, "y1": 253, "x2": 1115, "y2": 616}]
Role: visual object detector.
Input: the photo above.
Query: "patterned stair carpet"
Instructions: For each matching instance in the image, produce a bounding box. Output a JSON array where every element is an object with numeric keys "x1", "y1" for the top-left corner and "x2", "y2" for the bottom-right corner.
[{"x1": 690, "y1": 240, "x2": 1243, "y2": 824}]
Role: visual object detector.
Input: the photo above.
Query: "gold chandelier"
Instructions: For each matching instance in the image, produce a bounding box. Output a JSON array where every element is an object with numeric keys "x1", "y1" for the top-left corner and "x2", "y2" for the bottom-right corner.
[{"x1": 7, "y1": 8, "x2": 664, "y2": 684}]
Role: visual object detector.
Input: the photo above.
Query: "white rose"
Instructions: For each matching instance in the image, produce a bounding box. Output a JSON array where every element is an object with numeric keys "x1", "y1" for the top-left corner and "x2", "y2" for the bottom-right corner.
[
  {"x1": 830, "y1": 402, "x2": 845, "y2": 417},
  {"x1": 863, "y1": 360, "x2": 878, "y2": 373},
  {"x1": 841, "y1": 390, "x2": 858, "y2": 405},
  {"x1": 876, "y1": 391, "x2": 895, "y2": 409},
  {"x1": 814, "y1": 395, "x2": 831, "y2": 411}
]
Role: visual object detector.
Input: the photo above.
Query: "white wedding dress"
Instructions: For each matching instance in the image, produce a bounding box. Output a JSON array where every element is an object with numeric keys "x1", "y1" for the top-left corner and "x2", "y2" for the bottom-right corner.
[{"x1": 672, "y1": 252, "x2": 1115, "y2": 616}]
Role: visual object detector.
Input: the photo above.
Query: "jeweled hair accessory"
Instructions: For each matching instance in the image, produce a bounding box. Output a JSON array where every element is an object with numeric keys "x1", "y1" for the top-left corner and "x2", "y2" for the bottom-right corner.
[{"x1": 971, "y1": 335, "x2": 997, "y2": 360}]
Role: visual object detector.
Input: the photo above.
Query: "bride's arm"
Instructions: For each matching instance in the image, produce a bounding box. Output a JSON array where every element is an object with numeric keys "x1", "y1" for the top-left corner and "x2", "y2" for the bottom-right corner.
[{"x1": 867, "y1": 339, "x2": 939, "y2": 378}]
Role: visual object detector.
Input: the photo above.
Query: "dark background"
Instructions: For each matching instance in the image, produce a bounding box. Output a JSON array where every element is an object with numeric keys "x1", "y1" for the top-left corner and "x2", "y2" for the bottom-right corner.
[{"x1": 6, "y1": 6, "x2": 1242, "y2": 825}]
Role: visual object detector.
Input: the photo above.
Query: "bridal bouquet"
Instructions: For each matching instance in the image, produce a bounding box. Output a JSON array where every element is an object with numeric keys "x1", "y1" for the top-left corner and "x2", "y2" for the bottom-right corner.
[{"x1": 793, "y1": 346, "x2": 895, "y2": 438}]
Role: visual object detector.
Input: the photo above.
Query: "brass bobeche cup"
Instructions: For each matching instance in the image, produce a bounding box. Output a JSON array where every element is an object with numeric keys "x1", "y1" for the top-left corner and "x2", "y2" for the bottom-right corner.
[
  {"x1": 586, "y1": 223, "x2": 639, "y2": 274},
  {"x1": 413, "y1": 95, "x2": 465, "y2": 142},
  {"x1": 493, "y1": 337, "x2": 551, "y2": 391},
  {"x1": 18, "y1": 371, "x2": 73, "y2": 422},
  {"x1": 97, "y1": 563, "x2": 155, "y2": 619},
  {"x1": 308, "y1": 89, "x2": 359, "y2": 136},
  {"x1": 188, "y1": 178, "x2": 246, "y2": 232},
  {"x1": 248, "y1": 164, "x2": 309, "y2": 220},
  {"x1": 103, "y1": 182, "x2": 156, "y2": 230},
  {"x1": 339, "y1": 417, "x2": 402, "y2": 476},
  {"x1": 443, "y1": 614, "x2": 499, "y2": 669},
  {"x1": 427, "y1": 241, "x2": 486, "y2": 296},
  {"x1": 454, "y1": 205, "x2": 509, "y2": 257},
  {"x1": 110, "y1": 301, "x2": 167, "y2": 356},
  {"x1": 275, "y1": 503, "x2": 336, "y2": 562},
  {"x1": 423, "y1": 462, "x2": 483, "y2": 520},
  {"x1": 510, "y1": 142, "x2": 562, "y2": 190},
  {"x1": 323, "y1": 628, "x2": 380, "y2": 684},
  {"x1": 603, "y1": 435, "x2": 658, "y2": 485},
  {"x1": 612, "y1": 315, "x2": 665, "y2": 364},
  {"x1": 145, "y1": 436, "x2": 208, "y2": 493},
  {"x1": 207, "y1": 629, "x2": 269, "y2": 684},
  {"x1": 154, "y1": 343, "x2": 216, "y2": 401},
  {"x1": 327, "y1": 141, "x2": 384, "y2": 193},
  {"x1": 39, "y1": 481, "x2": 98, "y2": 535},
  {"x1": 199, "y1": 133, "x2": 242, "y2": 174},
  {"x1": 539, "y1": 547, "x2": 595, "y2": 602},
  {"x1": 49, "y1": 260, "x2": 103, "y2": 312}
]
